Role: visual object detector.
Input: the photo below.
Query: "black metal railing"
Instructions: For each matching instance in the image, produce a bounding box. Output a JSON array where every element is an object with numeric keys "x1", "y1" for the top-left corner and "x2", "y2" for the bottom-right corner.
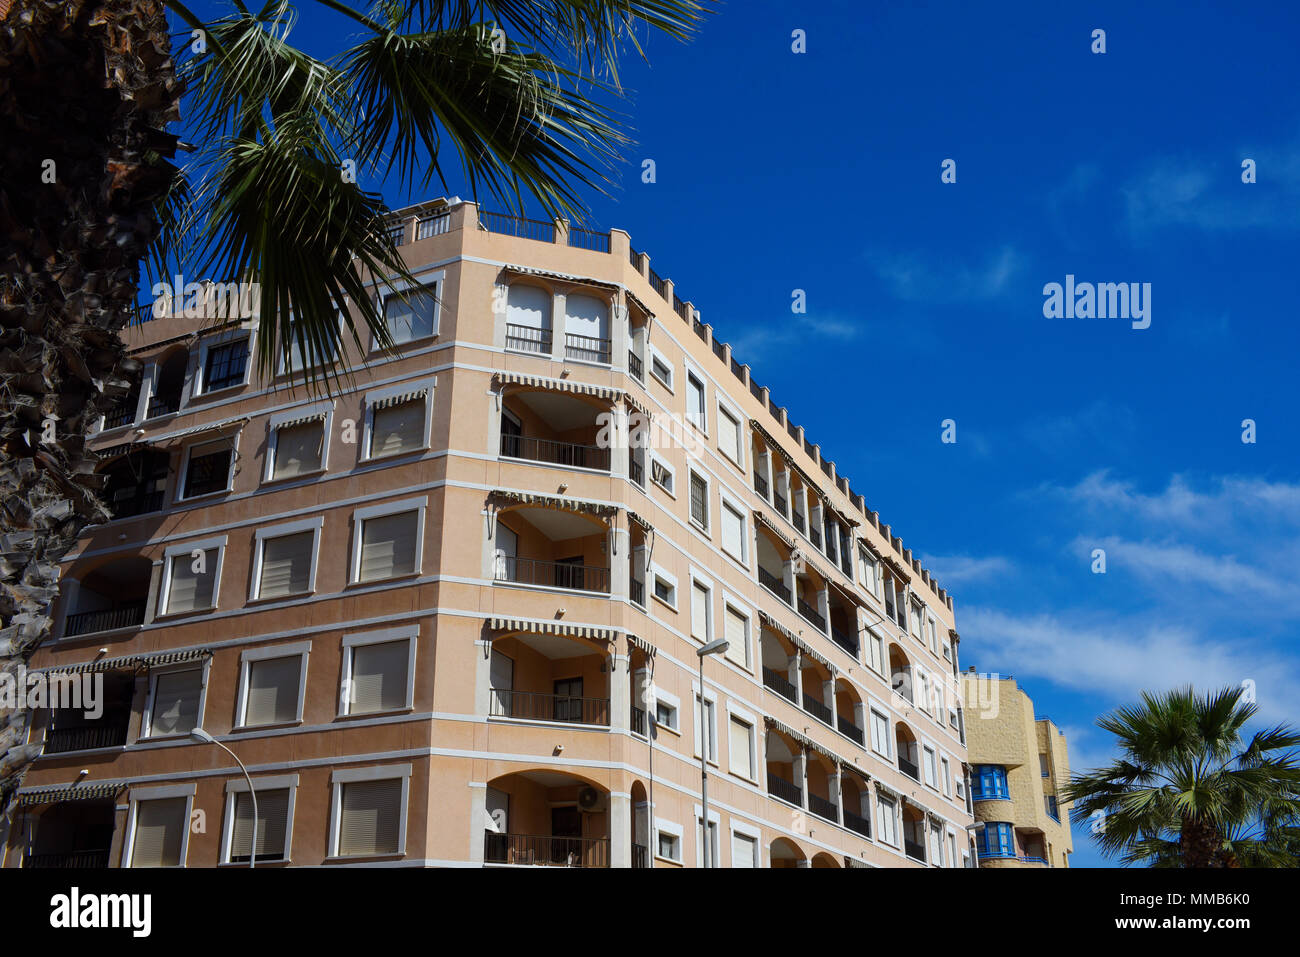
[
  {"x1": 499, "y1": 433, "x2": 610, "y2": 471},
  {"x1": 767, "y1": 774, "x2": 802, "y2": 806},
  {"x1": 45, "y1": 721, "x2": 130, "y2": 754},
  {"x1": 494, "y1": 556, "x2": 611, "y2": 594},
  {"x1": 753, "y1": 472, "x2": 769, "y2": 497},
  {"x1": 808, "y1": 793, "x2": 838, "y2": 823},
  {"x1": 804, "y1": 696, "x2": 832, "y2": 726},
  {"x1": 489, "y1": 689, "x2": 610, "y2": 726},
  {"x1": 798, "y1": 598, "x2": 826, "y2": 632},
  {"x1": 762, "y1": 667, "x2": 798, "y2": 703},
  {"x1": 631, "y1": 706, "x2": 647, "y2": 736},
  {"x1": 108, "y1": 490, "x2": 164, "y2": 520},
  {"x1": 564, "y1": 332, "x2": 611, "y2": 364},
  {"x1": 631, "y1": 842, "x2": 649, "y2": 868},
  {"x1": 25, "y1": 849, "x2": 112, "y2": 869},
  {"x1": 837, "y1": 716, "x2": 865, "y2": 745},
  {"x1": 63, "y1": 602, "x2": 146, "y2": 638},
  {"x1": 629, "y1": 457, "x2": 644, "y2": 487},
  {"x1": 630, "y1": 577, "x2": 645, "y2": 607},
  {"x1": 809, "y1": 526, "x2": 822, "y2": 549},
  {"x1": 102, "y1": 401, "x2": 137, "y2": 430},
  {"x1": 904, "y1": 839, "x2": 926, "y2": 862},
  {"x1": 567, "y1": 226, "x2": 610, "y2": 253},
  {"x1": 505, "y1": 323, "x2": 552, "y2": 354},
  {"x1": 483, "y1": 832, "x2": 609, "y2": 867},
  {"x1": 898, "y1": 756, "x2": 920, "y2": 781},
  {"x1": 759, "y1": 567, "x2": 792, "y2": 603},
  {"x1": 792, "y1": 512, "x2": 806, "y2": 535},
  {"x1": 831, "y1": 627, "x2": 858, "y2": 657},
  {"x1": 628, "y1": 350, "x2": 643, "y2": 380},
  {"x1": 628, "y1": 246, "x2": 640, "y2": 268},
  {"x1": 146, "y1": 395, "x2": 180, "y2": 419},
  {"x1": 773, "y1": 492, "x2": 787, "y2": 515},
  {"x1": 648, "y1": 267, "x2": 666, "y2": 298},
  {"x1": 844, "y1": 809, "x2": 871, "y2": 838},
  {"x1": 479, "y1": 210, "x2": 556, "y2": 243}
]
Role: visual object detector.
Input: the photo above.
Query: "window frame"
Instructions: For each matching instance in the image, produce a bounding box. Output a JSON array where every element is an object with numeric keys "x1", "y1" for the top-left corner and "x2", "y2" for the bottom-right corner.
[
  {"x1": 647, "y1": 343, "x2": 674, "y2": 391},
  {"x1": 725, "y1": 701, "x2": 758, "y2": 783},
  {"x1": 248, "y1": 516, "x2": 324, "y2": 602},
  {"x1": 728, "y1": 819, "x2": 762, "y2": 867},
  {"x1": 371, "y1": 271, "x2": 443, "y2": 351},
  {"x1": 649, "y1": 563, "x2": 678, "y2": 611},
  {"x1": 194, "y1": 330, "x2": 253, "y2": 396},
  {"x1": 177, "y1": 432, "x2": 240, "y2": 501},
  {"x1": 692, "y1": 682, "x2": 719, "y2": 767},
  {"x1": 684, "y1": 366, "x2": 708, "y2": 434},
  {"x1": 349, "y1": 497, "x2": 428, "y2": 585},
  {"x1": 720, "y1": 591, "x2": 753, "y2": 671},
  {"x1": 263, "y1": 401, "x2": 334, "y2": 484},
  {"x1": 234, "y1": 640, "x2": 312, "y2": 730},
  {"x1": 718, "y1": 492, "x2": 749, "y2": 567},
  {"x1": 688, "y1": 468, "x2": 710, "y2": 534},
  {"x1": 689, "y1": 570, "x2": 714, "y2": 645},
  {"x1": 715, "y1": 396, "x2": 745, "y2": 470},
  {"x1": 123, "y1": 783, "x2": 196, "y2": 868},
  {"x1": 359, "y1": 377, "x2": 436, "y2": 463},
  {"x1": 219, "y1": 773, "x2": 299, "y2": 865},
  {"x1": 654, "y1": 819, "x2": 683, "y2": 864},
  {"x1": 327, "y1": 763, "x2": 413, "y2": 860},
  {"x1": 338, "y1": 625, "x2": 419, "y2": 717},
  {"x1": 157, "y1": 535, "x2": 228, "y2": 618},
  {"x1": 648, "y1": 451, "x2": 676, "y2": 497},
  {"x1": 140, "y1": 660, "x2": 210, "y2": 740},
  {"x1": 652, "y1": 687, "x2": 680, "y2": 734}
]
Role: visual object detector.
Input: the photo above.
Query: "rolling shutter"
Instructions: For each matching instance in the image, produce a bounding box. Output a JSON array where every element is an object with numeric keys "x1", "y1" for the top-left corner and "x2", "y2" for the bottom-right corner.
[
  {"x1": 721, "y1": 504, "x2": 744, "y2": 559},
  {"x1": 244, "y1": 656, "x2": 302, "y2": 725},
  {"x1": 349, "y1": 639, "x2": 410, "y2": 714},
  {"x1": 150, "y1": 669, "x2": 202, "y2": 736},
  {"x1": 338, "y1": 779, "x2": 402, "y2": 856},
  {"x1": 165, "y1": 549, "x2": 218, "y2": 613},
  {"x1": 724, "y1": 606, "x2": 748, "y2": 668},
  {"x1": 691, "y1": 582, "x2": 710, "y2": 640},
  {"x1": 370, "y1": 399, "x2": 424, "y2": 457},
  {"x1": 272, "y1": 421, "x2": 323, "y2": 479},
  {"x1": 731, "y1": 831, "x2": 757, "y2": 868},
  {"x1": 729, "y1": 717, "x2": 753, "y2": 779},
  {"x1": 719, "y1": 408, "x2": 741, "y2": 462},
  {"x1": 258, "y1": 531, "x2": 314, "y2": 598},
  {"x1": 359, "y1": 511, "x2": 419, "y2": 581},
  {"x1": 131, "y1": 797, "x2": 186, "y2": 867},
  {"x1": 230, "y1": 788, "x2": 290, "y2": 862}
]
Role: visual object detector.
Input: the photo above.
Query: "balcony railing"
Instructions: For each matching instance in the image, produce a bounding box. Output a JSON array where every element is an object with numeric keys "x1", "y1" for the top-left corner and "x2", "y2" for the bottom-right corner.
[
  {"x1": 837, "y1": 716, "x2": 865, "y2": 745},
  {"x1": 759, "y1": 567, "x2": 792, "y2": 603},
  {"x1": 45, "y1": 721, "x2": 130, "y2": 754},
  {"x1": 632, "y1": 842, "x2": 649, "y2": 868},
  {"x1": 108, "y1": 490, "x2": 164, "y2": 521},
  {"x1": 628, "y1": 350, "x2": 643, "y2": 380},
  {"x1": 648, "y1": 267, "x2": 666, "y2": 298},
  {"x1": 808, "y1": 793, "x2": 838, "y2": 823},
  {"x1": 102, "y1": 401, "x2": 137, "y2": 430},
  {"x1": 489, "y1": 688, "x2": 610, "y2": 726},
  {"x1": 792, "y1": 511, "x2": 806, "y2": 535},
  {"x1": 843, "y1": 809, "x2": 871, "y2": 838},
  {"x1": 631, "y1": 706, "x2": 647, "y2": 736},
  {"x1": 63, "y1": 602, "x2": 146, "y2": 638},
  {"x1": 831, "y1": 627, "x2": 857, "y2": 657},
  {"x1": 564, "y1": 332, "x2": 611, "y2": 364},
  {"x1": 797, "y1": 598, "x2": 826, "y2": 632},
  {"x1": 898, "y1": 755, "x2": 920, "y2": 781},
  {"x1": 495, "y1": 556, "x2": 611, "y2": 594},
  {"x1": 808, "y1": 526, "x2": 822, "y2": 549},
  {"x1": 630, "y1": 577, "x2": 645, "y2": 608},
  {"x1": 753, "y1": 472, "x2": 768, "y2": 497},
  {"x1": 479, "y1": 210, "x2": 556, "y2": 243},
  {"x1": 1019, "y1": 855, "x2": 1048, "y2": 866},
  {"x1": 483, "y1": 832, "x2": 608, "y2": 867},
  {"x1": 804, "y1": 696, "x2": 832, "y2": 726},
  {"x1": 146, "y1": 395, "x2": 179, "y2": 419},
  {"x1": 904, "y1": 839, "x2": 926, "y2": 863},
  {"x1": 767, "y1": 773, "x2": 802, "y2": 806},
  {"x1": 629, "y1": 457, "x2": 644, "y2": 487},
  {"x1": 773, "y1": 492, "x2": 787, "y2": 515},
  {"x1": 762, "y1": 667, "x2": 798, "y2": 704},
  {"x1": 415, "y1": 213, "x2": 450, "y2": 240},
  {"x1": 566, "y1": 226, "x2": 610, "y2": 253},
  {"x1": 499, "y1": 433, "x2": 610, "y2": 471},
  {"x1": 25, "y1": 849, "x2": 111, "y2": 869},
  {"x1": 505, "y1": 323, "x2": 552, "y2": 354}
]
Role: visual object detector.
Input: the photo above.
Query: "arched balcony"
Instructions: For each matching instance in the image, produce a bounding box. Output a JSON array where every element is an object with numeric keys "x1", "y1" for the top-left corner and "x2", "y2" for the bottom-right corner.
[
  {"x1": 487, "y1": 630, "x2": 611, "y2": 727},
  {"x1": 146, "y1": 346, "x2": 188, "y2": 419},
  {"x1": 499, "y1": 387, "x2": 612, "y2": 472},
  {"x1": 756, "y1": 522, "x2": 793, "y2": 605},
  {"x1": 799, "y1": 657, "x2": 835, "y2": 728},
  {"x1": 890, "y1": 644, "x2": 914, "y2": 704},
  {"x1": 483, "y1": 771, "x2": 610, "y2": 867},
  {"x1": 61, "y1": 556, "x2": 152, "y2": 638},
  {"x1": 98, "y1": 448, "x2": 169, "y2": 521},
  {"x1": 810, "y1": 852, "x2": 841, "y2": 868},
  {"x1": 22, "y1": 799, "x2": 117, "y2": 868},
  {"x1": 764, "y1": 728, "x2": 803, "y2": 807},
  {"x1": 759, "y1": 625, "x2": 799, "y2": 705},
  {"x1": 840, "y1": 772, "x2": 873, "y2": 839},
  {"x1": 895, "y1": 721, "x2": 921, "y2": 782},
  {"x1": 901, "y1": 804, "x2": 927, "y2": 863},
  {"x1": 833, "y1": 678, "x2": 865, "y2": 746},
  {"x1": 769, "y1": 836, "x2": 807, "y2": 869}
]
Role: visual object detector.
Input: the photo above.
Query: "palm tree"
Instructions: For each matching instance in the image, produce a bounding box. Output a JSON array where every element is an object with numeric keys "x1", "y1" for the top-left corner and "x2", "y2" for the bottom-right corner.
[
  {"x1": 1064, "y1": 686, "x2": 1300, "y2": 867},
  {"x1": 0, "y1": 0, "x2": 706, "y2": 840}
]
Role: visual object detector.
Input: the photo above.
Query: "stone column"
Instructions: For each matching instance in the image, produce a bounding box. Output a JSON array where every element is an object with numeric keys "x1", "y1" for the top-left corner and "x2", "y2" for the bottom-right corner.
[
  {"x1": 788, "y1": 649, "x2": 803, "y2": 706},
  {"x1": 610, "y1": 793, "x2": 631, "y2": 867},
  {"x1": 830, "y1": 763, "x2": 844, "y2": 826},
  {"x1": 817, "y1": 585, "x2": 830, "y2": 634},
  {"x1": 610, "y1": 405, "x2": 629, "y2": 479},
  {"x1": 782, "y1": 559, "x2": 796, "y2": 608},
  {"x1": 611, "y1": 296, "x2": 628, "y2": 372},
  {"x1": 551, "y1": 292, "x2": 567, "y2": 363},
  {"x1": 609, "y1": 645, "x2": 629, "y2": 731},
  {"x1": 793, "y1": 747, "x2": 809, "y2": 810},
  {"x1": 823, "y1": 676, "x2": 837, "y2": 727},
  {"x1": 468, "y1": 783, "x2": 487, "y2": 864},
  {"x1": 474, "y1": 638, "x2": 493, "y2": 718}
]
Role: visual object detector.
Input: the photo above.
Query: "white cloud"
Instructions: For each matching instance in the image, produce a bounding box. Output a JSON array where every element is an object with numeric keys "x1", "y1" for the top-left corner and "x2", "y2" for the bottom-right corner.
[
  {"x1": 870, "y1": 245, "x2": 1022, "y2": 304},
  {"x1": 920, "y1": 553, "x2": 1013, "y2": 585}
]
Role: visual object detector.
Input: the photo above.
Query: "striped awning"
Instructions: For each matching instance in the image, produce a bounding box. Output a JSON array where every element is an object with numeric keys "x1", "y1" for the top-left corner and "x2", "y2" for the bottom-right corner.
[
  {"x1": 489, "y1": 617, "x2": 617, "y2": 643},
  {"x1": 34, "y1": 648, "x2": 211, "y2": 677},
  {"x1": 274, "y1": 408, "x2": 330, "y2": 428},
  {"x1": 622, "y1": 391, "x2": 651, "y2": 422},
  {"x1": 625, "y1": 289, "x2": 655, "y2": 320},
  {"x1": 501, "y1": 263, "x2": 619, "y2": 291},
  {"x1": 18, "y1": 782, "x2": 125, "y2": 806},
  {"x1": 372, "y1": 387, "x2": 427, "y2": 410},
  {"x1": 763, "y1": 715, "x2": 839, "y2": 765},
  {"x1": 753, "y1": 511, "x2": 794, "y2": 551},
  {"x1": 749, "y1": 419, "x2": 822, "y2": 500},
  {"x1": 151, "y1": 416, "x2": 248, "y2": 444},
  {"x1": 757, "y1": 611, "x2": 835, "y2": 674},
  {"x1": 491, "y1": 489, "x2": 619, "y2": 517},
  {"x1": 92, "y1": 440, "x2": 149, "y2": 461},
  {"x1": 626, "y1": 634, "x2": 657, "y2": 658},
  {"x1": 494, "y1": 370, "x2": 621, "y2": 403},
  {"x1": 845, "y1": 857, "x2": 871, "y2": 869},
  {"x1": 873, "y1": 780, "x2": 902, "y2": 801},
  {"x1": 882, "y1": 554, "x2": 913, "y2": 584},
  {"x1": 830, "y1": 579, "x2": 866, "y2": 609},
  {"x1": 627, "y1": 510, "x2": 653, "y2": 533}
]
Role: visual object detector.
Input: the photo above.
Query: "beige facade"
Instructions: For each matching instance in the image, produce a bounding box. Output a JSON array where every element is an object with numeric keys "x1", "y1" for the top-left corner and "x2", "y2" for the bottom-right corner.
[
  {"x1": 960, "y1": 673, "x2": 1073, "y2": 868},
  {"x1": 7, "y1": 199, "x2": 974, "y2": 869}
]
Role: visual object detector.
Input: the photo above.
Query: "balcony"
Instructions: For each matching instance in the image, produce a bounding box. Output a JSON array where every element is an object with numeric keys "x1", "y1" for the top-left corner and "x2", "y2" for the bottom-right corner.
[
  {"x1": 753, "y1": 472, "x2": 769, "y2": 497},
  {"x1": 495, "y1": 555, "x2": 611, "y2": 594},
  {"x1": 759, "y1": 566, "x2": 792, "y2": 604},
  {"x1": 484, "y1": 770, "x2": 610, "y2": 867},
  {"x1": 489, "y1": 688, "x2": 610, "y2": 726},
  {"x1": 762, "y1": 666, "x2": 798, "y2": 704},
  {"x1": 631, "y1": 706, "x2": 647, "y2": 736},
  {"x1": 837, "y1": 715, "x2": 865, "y2": 746},
  {"x1": 808, "y1": 793, "x2": 838, "y2": 823},
  {"x1": 629, "y1": 457, "x2": 644, "y2": 487},
  {"x1": 831, "y1": 626, "x2": 857, "y2": 657},
  {"x1": 25, "y1": 849, "x2": 112, "y2": 869},
  {"x1": 61, "y1": 557, "x2": 151, "y2": 638},
  {"x1": 632, "y1": 842, "x2": 649, "y2": 869},
  {"x1": 843, "y1": 809, "x2": 871, "y2": 839},
  {"x1": 500, "y1": 388, "x2": 612, "y2": 472},
  {"x1": 627, "y1": 350, "x2": 643, "y2": 381},
  {"x1": 24, "y1": 800, "x2": 115, "y2": 869},
  {"x1": 102, "y1": 396, "x2": 137, "y2": 430},
  {"x1": 904, "y1": 839, "x2": 926, "y2": 863},
  {"x1": 767, "y1": 773, "x2": 802, "y2": 806},
  {"x1": 63, "y1": 602, "x2": 146, "y2": 638},
  {"x1": 797, "y1": 597, "x2": 826, "y2": 632},
  {"x1": 505, "y1": 323, "x2": 552, "y2": 354},
  {"x1": 499, "y1": 433, "x2": 610, "y2": 471},
  {"x1": 898, "y1": 756, "x2": 920, "y2": 781},
  {"x1": 564, "y1": 332, "x2": 611, "y2": 365},
  {"x1": 484, "y1": 832, "x2": 609, "y2": 867},
  {"x1": 45, "y1": 673, "x2": 133, "y2": 754},
  {"x1": 773, "y1": 492, "x2": 787, "y2": 515},
  {"x1": 630, "y1": 577, "x2": 645, "y2": 608},
  {"x1": 792, "y1": 511, "x2": 806, "y2": 536},
  {"x1": 804, "y1": 695, "x2": 832, "y2": 726}
]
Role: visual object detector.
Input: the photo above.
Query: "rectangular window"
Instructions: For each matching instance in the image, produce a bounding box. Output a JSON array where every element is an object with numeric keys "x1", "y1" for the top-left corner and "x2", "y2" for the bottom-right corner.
[
  {"x1": 654, "y1": 699, "x2": 678, "y2": 732},
  {"x1": 657, "y1": 830, "x2": 681, "y2": 862},
  {"x1": 723, "y1": 605, "x2": 750, "y2": 669},
  {"x1": 694, "y1": 694, "x2": 717, "y2": 762},
  {"x1": 924, "y1": 746, "x2": 938, "y2": 787},
  {"x1": 163, "y1": 547, "x2": 220, "y2": 615},
  {"x1": 345, "y1": 638, "x2": 412, "y2": 715},
  {"x1": 270, "y1": 419, "x2": 324, "y2": 480},
  {"x1": 650, "y1": 458, "x2": 673, "y2": 494},
  {"x1": 721, "y1": 502, "x2": 745, "y2": 562},
  {"x1": 256, "y1": 530, "x2": 315, "y2": 599},
  {"x1": 941, "y1": 757, "x2": 952, "y2": 796},
  {"x1": 182, "y1": 439, "x2": 233, "y2": 498},
  {"x1": 337, "y1": 779, "x2": 403, "y2": 857},
  {"x1": 242, "y1": 655, "x2": 303, "y2": 727},
  {"x1": 130, "y1": 797, "x2": 187, "y2": 867},
  {"x1": 867, "y1": 630, "x2": 885, "y2": 674},
  {"x1": 718, "y1": 406, "x2": 742, "y2": 464},
  {"x1": 686, "y1": 372, "x2": 706, "y2": 430},
  {"x1": 229, "y1": 788, "x2": 291, "y2": 863},
  {"x1": 357, "y1": 509, "x2": 420, "y2": 582},
  {"x1": 870, "y1": 710, "x2": 890, "y2": 757},
  {"x1": 729, "y1": 716, "x2": 754, "y2": 779},
  {"x1": 202, "y1": 338, "x2": 249, "y2": 392},
  {"x1": 691, "y1": 580, "x2": 711, "y2": 642},
  {"x1": 910, "y1": 601, "x2": 925, "y2": 641},
  {"x1": 369, "y1": 398, "x2": 426, "y2": 458},
  {"x1": 146, "y1": 669, "x2": 202, "y2": 737},
  {"x1": 650, "y1": 354, "x2": 673, "y2": 388},
  {"x1": 653, "y1": 574, "x2": 675, "y2": 606},
  {"x1": 1040, "y1": 754, "x2": 1051, "y2": 777},
  {"x1": 689, "y1": 472, "x2": 709, "y2": 531},
  {"x1": 383, "y1": 283, "x2": 437, "y2": 344},
  {"x1": 731, "y1": 831, "x2": 758, "y2": 868},
  {"x1": 877, "y1": 797, "x2": 897, "y2": 847}
]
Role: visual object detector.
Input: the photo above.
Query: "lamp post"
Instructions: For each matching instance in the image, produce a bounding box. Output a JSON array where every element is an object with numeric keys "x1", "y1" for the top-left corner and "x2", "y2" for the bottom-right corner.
[
  {"x1": 696, "y1": 637, "x2": 728, "y2": 868},
  {"x1": 190, "y1": 727, "x2": 257, "y2": 868}
]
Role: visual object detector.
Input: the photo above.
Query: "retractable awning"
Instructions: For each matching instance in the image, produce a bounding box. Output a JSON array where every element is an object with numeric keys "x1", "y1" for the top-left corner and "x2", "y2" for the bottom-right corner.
[
  {"x1": 494, "y1": 370, "x2": 621, "y2": 403},
  {"x1": 149, "y1": 416, "x2": 248, "y2": 445},
  {"x1": 627, "y1": 510, "x2": 653, "y2": 533},
  {"x1": 18, "y1": 782, "x2": 125, "y2": 806},
  {"x1": 753, "y1": 511, "x2": 794, "y2": 551},
  {"x1": 626, "y1": 634, "x2": 657, "y2": 658},
  {"x1": 757, "y1": 611, "x2": 836, "y2": 674},
  {"x1": 490, "y1": 489, "x2": 619, "y2": 517},
  {"x1": 372, "y1": 387, "x2": 427, "y2": 410},
  {"x1": 488, "y1": 617, "x2": 617, "y2": 643},
  {"x1": 763, "y1": 715, "x2": 839, "y2": 765},
  {"x1": 274, "y1": 408, "x2": 329, "y2": 428},
  {"x1": 33, "y1": 648, "x2": 211, "y2": 677},
  {"x1": 500, "y1": 263, "x2": 619, "y2": 291}
]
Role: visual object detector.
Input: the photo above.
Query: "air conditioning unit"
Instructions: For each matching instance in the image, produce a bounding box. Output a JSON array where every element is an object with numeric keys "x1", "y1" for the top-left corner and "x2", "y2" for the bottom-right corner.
[{"x1": 578, "y1": 787, "x2": 607, "y2": 813}]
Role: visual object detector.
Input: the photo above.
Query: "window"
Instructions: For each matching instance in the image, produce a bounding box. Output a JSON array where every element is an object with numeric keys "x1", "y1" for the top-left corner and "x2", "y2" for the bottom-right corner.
[
  {"x1": 278, "y1": 315, "x2": 341, "y2": 374},
  {"x1": 656, "y1": 827, "x2": 682, "y2": 863},
  {"x1": 351, "y1": 499, "x2": 424, "y2": 583},
  {"x1": 910, "y1": 600, "x2": 924, "y2": 641},
  {"x1": 649, "y1": 349, "x2": 673, "y2": 388},
  {"x1": 238, "y1": 643, "x2": 309, "y2": 727},
  {"x1": 144, "y1": 668, "x2": 203, "y2": 738},
  {"x1": 650, "y1": 456, "x2": 674, "y2": 494},
  {"x1": 382, "y1": 282, "x2": 438, "y2": 345},
  {"x1": 330, "y1": 766, "x2": 410, "y2": 858},
  {"x1": 971, "y1": 765, "x2": 1010, "y2": 801},
  {"x1": 367, "y1": 392, "x2": 428, "y2": 459},
  {"x1": 1040, "y1": 754, "x2": 1051, "y2": 778},
  {"x1": 654, "y1": 698, "x2": 679, "y2": 732},
  {"x1": 718, "y1": 404, "x2": 742, "y2": 465},
  {"x1": 723, "y1": 604, "x2": 750, "y2": 669},
  {"x1": 691, "y1": 579, "x2": 712, "y2": 642},
  {"x1": 694, "y1": 692, "x2": 717, "y2": 762},
  {"x1": 201, "y1": 337, "x2": 249, "y2": 392},
  {"x1": 927, "y1": 615, "x2": 939, "y2": 654},
  {"x1": 731, "y1": 830, "x2": 758, "y2": 868},
  {"x1": 923, "y1": 746, "x2": 938, "y2": 787},
  {"x1": 563, "y1": 293, "x2": 610, "y2": 363},
  {"x1": 943, "y1": 639, "x2": 952, "y2": 662},
  {"x1": 252, "y1": 519, "x2": 321, "y2": 600},
  {"x1": 947, "y1": 832, "x2": 957, "y2": 869},
  {"x1": 941, "y1": 757, "x2": 952, "y2": 796},
  {"x1": 160, "y1": 538, "x2": 225, "y2": 616},
  {"x1": 181, "y1": 438, "x2": 234, "y2": 498},
  {"x1": 342, "y1": 628, "x2": 416, "y2": 715},
  {"x1": 689, "y1": 471, "x2": 709, "y2": 531},
  {"x1": 870, "y1": 710, "x2": 890, "y2": 757},
  {"x1": 686, "y1": 371, "x2": 706, "y2": 430},
  {"x1": 976, "y1": 821, "x2": 1016, "y2": 859},
  {"x1": 876, "y1": 797, "x2": 897, "y2": 847},
  {"x1": 866, "y1": 629, "x2": 885, "y2": 675},
  {"x1": 226, "y1": 786, "x2": 292, "y2": 863},
  {"x1": 267, "y1": 411, "x2": 327, "y2": 481},
  {"x1": 696, "y1": 816, "x2": 719, "y2": 867},
  {"x1": 653, "y1": 574, "x2": 676, "y2": 607},
  {"x1": 129, "y1": 795, "x2": 189, "y2": 867},
  {"x1": 729, "y1": 715, "x2": 755, "y2": 780},
  {"x1": 720, "y1": 501, "x2": 746, "y2": 563},
  {"x1": 505, "y1": 283, "x2": 551, "y2": 354}
]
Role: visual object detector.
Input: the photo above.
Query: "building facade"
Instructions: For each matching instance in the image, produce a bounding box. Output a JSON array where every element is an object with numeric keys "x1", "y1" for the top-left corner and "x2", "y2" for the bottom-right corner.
[
  {"x1": 961, "y1": 673, "x2": 1073, "y2": 868},
  {"x1": 6, "y1": 199, "x2": 975, "y2": 868}
]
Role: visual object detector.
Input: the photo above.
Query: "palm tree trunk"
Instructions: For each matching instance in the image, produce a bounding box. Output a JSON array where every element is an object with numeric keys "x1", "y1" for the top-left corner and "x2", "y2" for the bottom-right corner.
[
  {"x1": 0, "y1": 0, "x2": 180, "y2": 852},
  {"x1": 1180, "y1": 813, "x2": 1225, "y2": 868}
]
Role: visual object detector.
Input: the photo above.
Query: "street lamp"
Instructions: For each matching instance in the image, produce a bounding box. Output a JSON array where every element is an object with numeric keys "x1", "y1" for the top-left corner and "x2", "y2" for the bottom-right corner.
[
  {"x1": 696, "y1": 637, "x2": 728, "y2": 868},
  {"x1": 190, "y1": 727, "x2": 257, "y2": 868}
]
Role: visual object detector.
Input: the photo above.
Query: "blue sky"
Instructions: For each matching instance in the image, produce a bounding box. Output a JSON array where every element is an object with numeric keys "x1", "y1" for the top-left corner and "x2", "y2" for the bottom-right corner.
[{"x1": 172, "y1": 1, "x2": 1300, "y2": 866}]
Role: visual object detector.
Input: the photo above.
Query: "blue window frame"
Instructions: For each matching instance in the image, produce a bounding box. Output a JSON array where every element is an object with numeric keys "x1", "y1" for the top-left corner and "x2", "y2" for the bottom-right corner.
[
  {"x1": 976, "y1": 821, "x2": 1016, "y2": 859},
  {"x1": 1046, "y1": 795, "x2": 1060, "y2": 821},
  {"x1": 971, "y1": 765, "x2": 1010, "y2": 801}
]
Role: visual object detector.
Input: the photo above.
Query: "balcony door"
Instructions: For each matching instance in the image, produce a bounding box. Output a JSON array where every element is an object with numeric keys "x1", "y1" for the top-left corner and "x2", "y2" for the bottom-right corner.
[
  {"x1": 490, "y1": 650, "x2": 514, "y2": 717},
  {"x1": 553, "y1": 677, "x2": 583, "y2": 723},
  {"x1": 494, "y1": 525, "x2": 518, "y2": 581},
  {"x1": 550, "y1": 805, "x2": 583, "y2": 864},
  {"x1": 500, "y1": 410, "x2": 522, "y2": 458},
  {"x1": 554, "y1": 555, "x2": 584, "y2": 590}
]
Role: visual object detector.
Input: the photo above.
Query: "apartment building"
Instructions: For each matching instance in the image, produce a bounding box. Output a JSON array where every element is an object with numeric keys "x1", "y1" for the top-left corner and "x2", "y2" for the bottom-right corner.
[
  {"x1": 5, "y1": 198, "x2": 974, "y2": 869},
  {"x1": 961, "y1": 673, "x2": 1073, "y2": 868}
]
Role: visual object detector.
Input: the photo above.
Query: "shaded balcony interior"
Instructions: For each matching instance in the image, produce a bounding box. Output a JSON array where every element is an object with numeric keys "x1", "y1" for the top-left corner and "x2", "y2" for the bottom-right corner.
[
  {"x1": 895, "y1": 722, "x2": 921, "y2": 782},
  {"x1": 489, "y1": 632, "x2": 610, "y2": 726},
  {"x1": 840, "y1": 774, "x2": 872, "y2": 838},
  {"x1": 799, "y1": 658, "x2": 835, "y2": 728},
  {"x1": 760, "y1": 627, "x2": 800, "y2": 705},
  {"x1": 494, "y1": 507, "x2": 611, "y2": 594},
  {"x1": 881, "y1": 568, "x2": 908, "y2": 631},
  {"x1": 23, "y1": 800, "x2": 116, "y2": 868},
  {"x1": 793, "y1": 563, "x2": 828, "y2": 634},
  {"x1": 890, "y1": 644, "x2": 914, "y2": 703},
  {"x1": 45, "y1": 672, "x2": 134, "y2": 754},
  {"x1": 628, "y1": 644, "x2": 653, "y2": 736},
  {"x1": 1018, "y1": 827, "x2": 1048, "y2": 865},
  {"x1": 764, "y1": 729, "x2": 803, "y2": 808},
  {"x1": 803, "y1": 750, "x2": 840, "y2": 824},
  {"x1": 769, "y1": 836, "x2": 807, "y2": 869},
  {"x1": 62, "y1": 557, "x2": 151, "y2": 638},
  {"x1": 834, "y1": 678, "x2": 865, "y2": 745},
  {"x1": 484, "y1": 771, "x2": 610, "y2": 867},
  {"x1": 902, "y1": 804, "x2": 927, "y2": 862},
  {"x1": 99, "y1": 448, "x2": 170, "y2": 521},
  {"x1": 827, "y1": 589, "x2": 858, "y2": 657},
  {"x1": 756, "y1": 526, "x2": 793, "y2": 605},
  {"x1": 628, "y1": 525, "x2": 649, "y2": 608},
  {"x1": 499, "y1": 389, "x2": 610, "y2": 471},
  {"x1": 102, "y1": 382, "x2": 140, "y2": 430},
  {"x1": 625, "y1": 294, "x2": 650, "y2": 382},
  {"x1": 630, "y1": 781, "x2": 650, "y2": 867},
  {"x1": 146, "y1": 346, "x2": 187, "y2": 419}
]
